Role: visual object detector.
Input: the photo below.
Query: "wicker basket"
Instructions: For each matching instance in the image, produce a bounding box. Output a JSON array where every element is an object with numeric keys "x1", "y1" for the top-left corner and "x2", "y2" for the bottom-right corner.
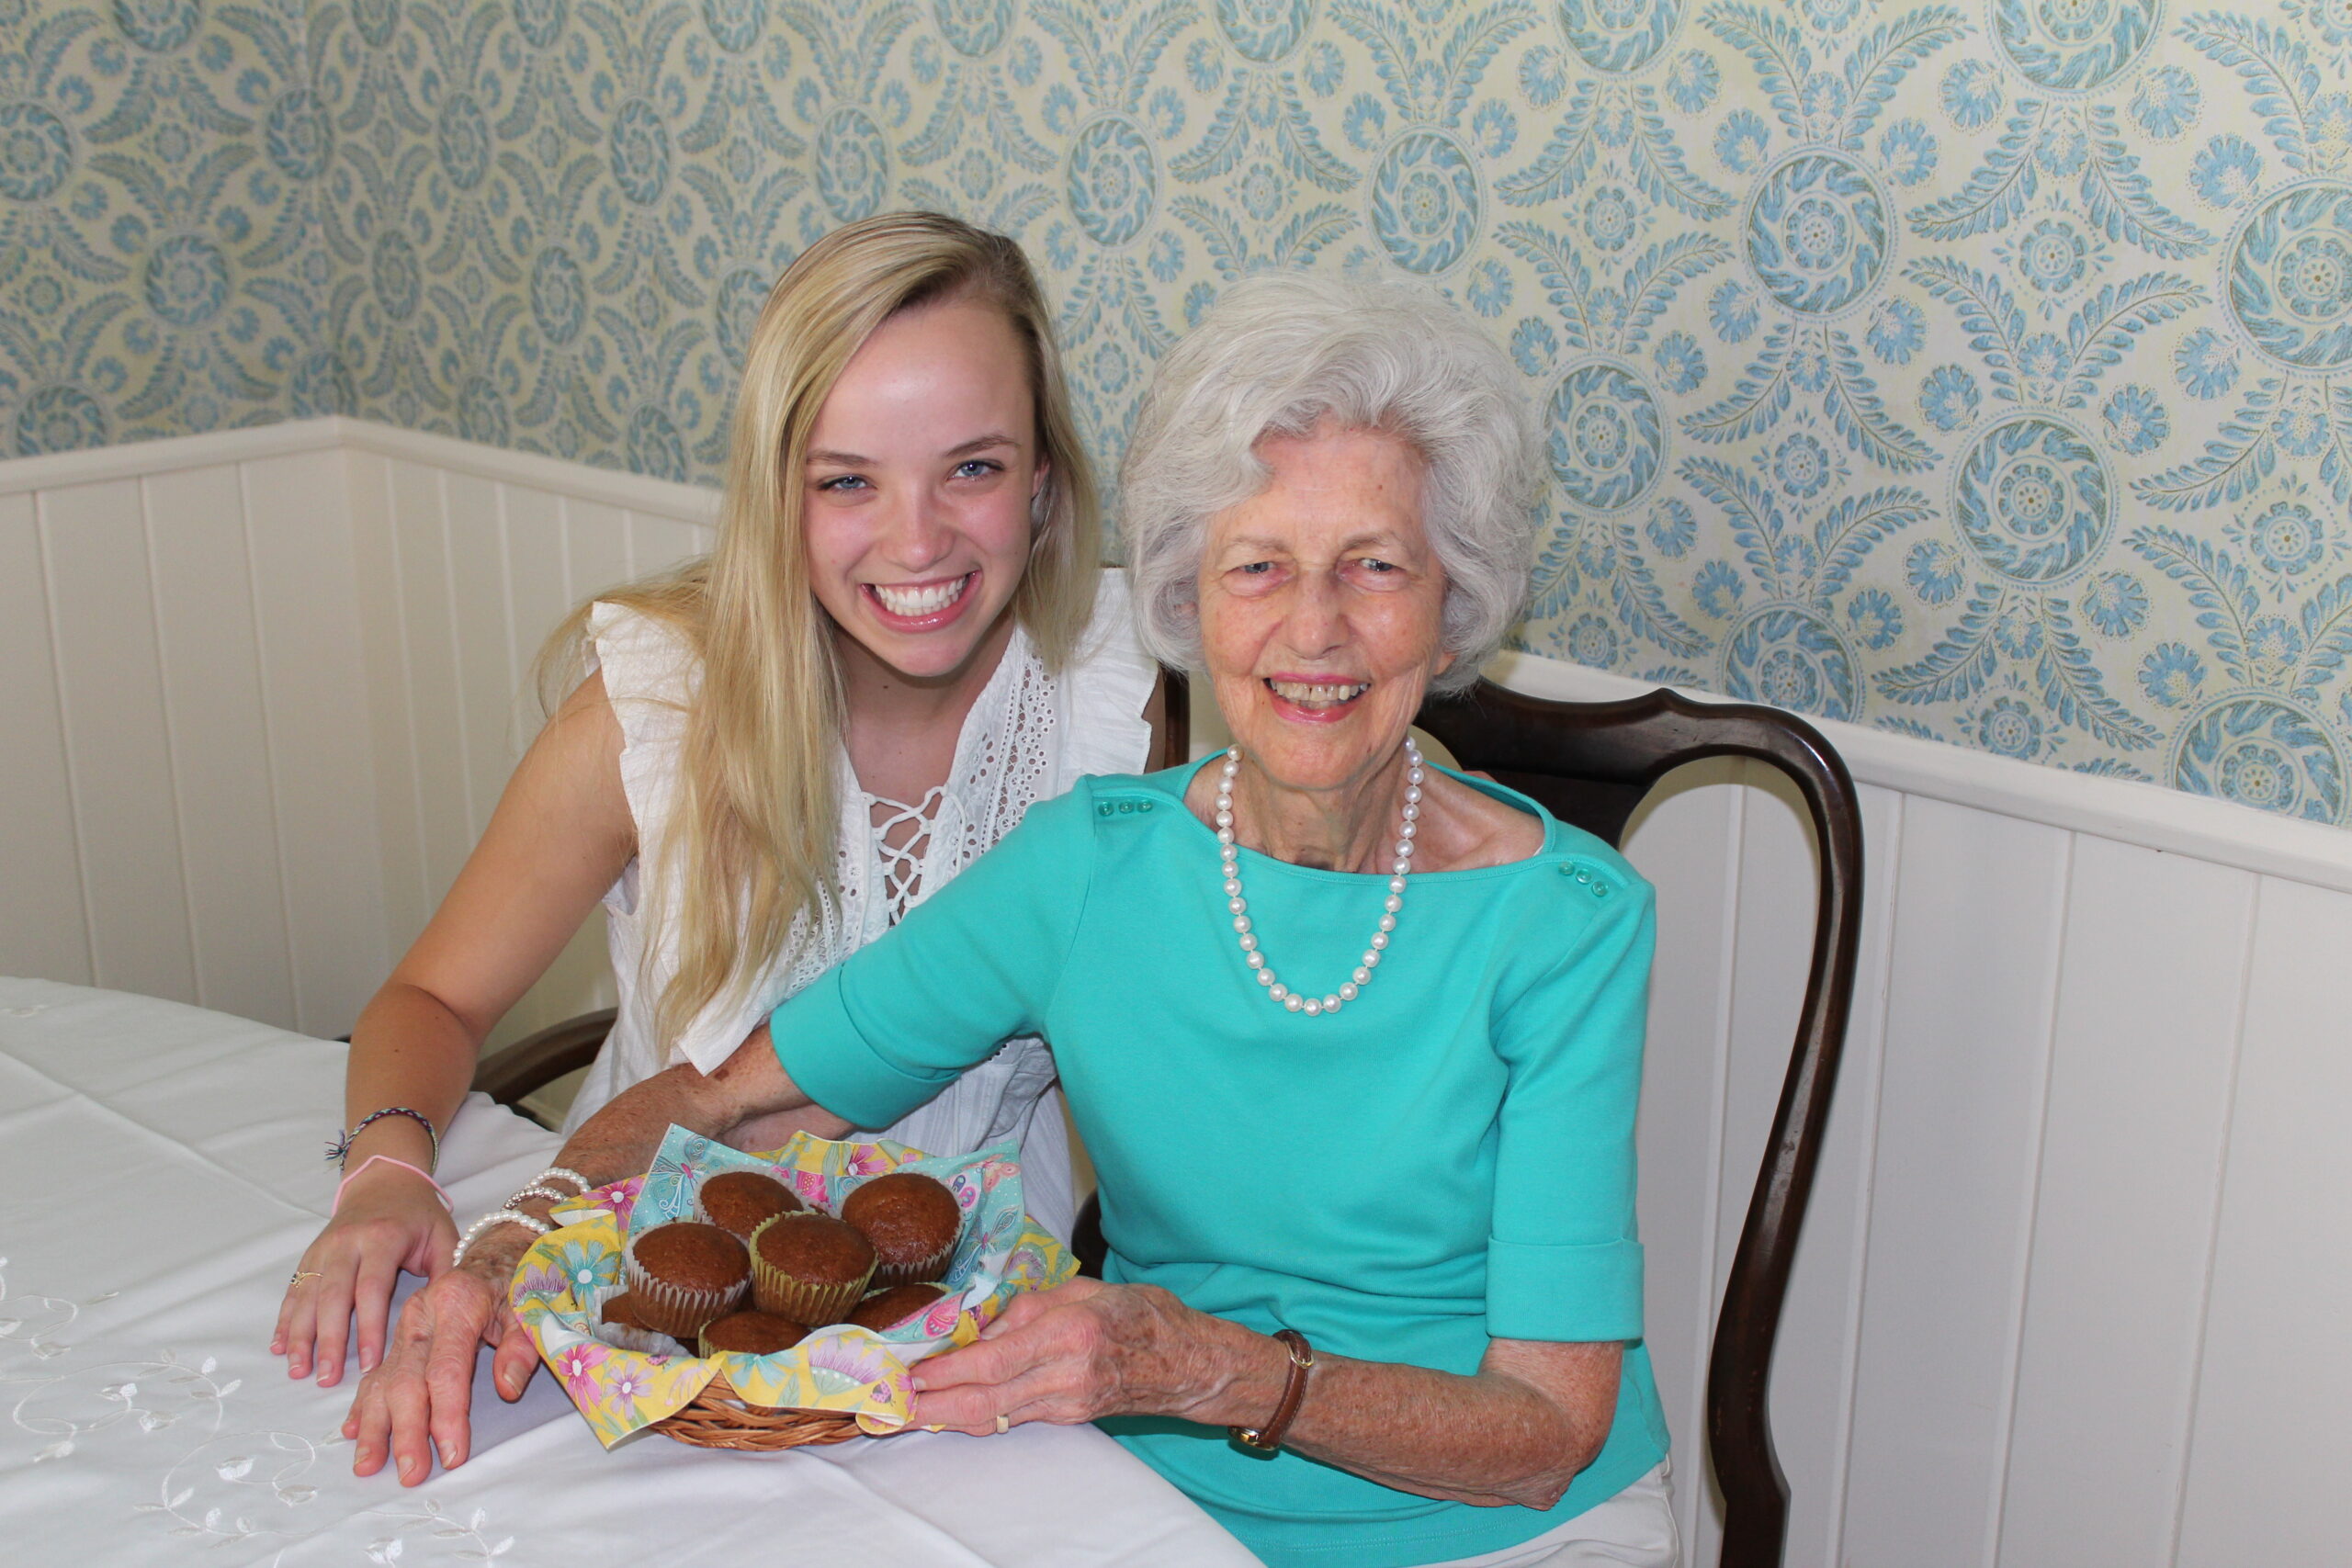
[{"x1": 648, "y1": 1367, "x2": 893, "y2": 1450}]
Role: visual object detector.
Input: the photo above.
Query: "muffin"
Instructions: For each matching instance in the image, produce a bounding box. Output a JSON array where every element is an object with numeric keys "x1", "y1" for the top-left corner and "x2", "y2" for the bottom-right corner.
[
  {"x1": 695, "y1": 1169, "x2": 805, "y2": 1242},
  {"x1": 698, "y1": 1310, "x2": 809, "y2": 1359},
  {"x1": 596, "y1": 1291, "x2": 685, "y2": 1356},
  {"x1": 621, "y1": 1221, "x2": 751, "y2": 1338},
  {"x1": 747, "y1": 1212, "x2": 876, "y2": 1325},
  {"x1": 847, "y1": 1281, "x2": 949, "y2": 1333},
  {"x1": 841, "y1": 1172, "x2": 962, "y2": 1287}
]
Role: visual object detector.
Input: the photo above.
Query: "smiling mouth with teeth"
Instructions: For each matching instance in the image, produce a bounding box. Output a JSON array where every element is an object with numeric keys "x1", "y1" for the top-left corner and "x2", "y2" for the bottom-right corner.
[
  {"x1": 867, "y1": 571, "x2": 975, "y2": 619},
  {"x1": 1266, "y1": 678, "x2": 1371, "y2": 711}
]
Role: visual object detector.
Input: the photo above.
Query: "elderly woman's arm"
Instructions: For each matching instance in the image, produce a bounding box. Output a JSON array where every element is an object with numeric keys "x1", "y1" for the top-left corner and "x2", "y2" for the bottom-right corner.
[
  {"x1": 916, "y1": 1282, "x2": 1621, "y2": 1509},
  {"x1": 344, "y1": 1030, "x2": 812, "y2": 1483},
  {"x1": 784, "y1": 785, "x2": 1656, "y2": 1509},
  {"x1": 909, "y1": 848, "x2": 1650, "y2": 1507}
]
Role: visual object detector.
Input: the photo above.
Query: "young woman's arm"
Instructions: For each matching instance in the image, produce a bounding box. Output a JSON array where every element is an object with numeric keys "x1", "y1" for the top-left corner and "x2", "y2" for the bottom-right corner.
[{"x1": 274, "y1": 672, "x2": 635, "y2": 1386}]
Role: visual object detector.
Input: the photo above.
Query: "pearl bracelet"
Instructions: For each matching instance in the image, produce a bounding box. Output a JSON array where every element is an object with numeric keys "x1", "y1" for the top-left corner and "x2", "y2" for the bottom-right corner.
[
  {"x1": 503, "y1": 1166, "x2": 594, "y2": 1209},
  {"x1": 505, "y1": 1185, "x2": 573, "y2": 1208},
  {"x1": 451, "y1": 1208, "x2": 551, "y2": 1270},
  {"x1": 451, "y1": 1170, "x2": 594, "y2": 1269}
]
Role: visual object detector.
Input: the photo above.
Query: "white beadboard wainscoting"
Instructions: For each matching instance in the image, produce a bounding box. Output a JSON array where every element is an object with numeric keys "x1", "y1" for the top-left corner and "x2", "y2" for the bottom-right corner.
[
  {"x1": 0, "y1": 419, "x2": 714, "y2": 1044},
  {"x1": 5, "y1": 423, "x2": 2348, "y2": 1565},
  {"x1": 1480, "y1": 649, "x2": 2352, "y2": 1568},
  {"x1": 338, "y1": 422, "x2": 716, "y2": 1050},
  {"x1": 1, "y1": 423, "x2": 383, "y2": 1037}
]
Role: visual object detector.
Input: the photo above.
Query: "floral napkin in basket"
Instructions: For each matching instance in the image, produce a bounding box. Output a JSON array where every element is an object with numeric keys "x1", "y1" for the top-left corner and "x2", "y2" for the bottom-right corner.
[{"x1": 511, "y1": 1125, "x2": 1075, "y2": 1447}]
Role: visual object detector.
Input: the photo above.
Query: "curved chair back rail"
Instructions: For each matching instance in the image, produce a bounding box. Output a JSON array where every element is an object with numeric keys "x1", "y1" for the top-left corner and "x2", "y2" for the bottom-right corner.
[
  {"x1": 1415, "y1": 682, "x2": 1864, "y2": 1568},
  {"x1": 470, "y1": 1007, "x2": 618, "y2": 1117}
]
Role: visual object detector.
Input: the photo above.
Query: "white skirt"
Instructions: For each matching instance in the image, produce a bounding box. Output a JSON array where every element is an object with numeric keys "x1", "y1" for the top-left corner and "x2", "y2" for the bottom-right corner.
[{"x1": 1416, "y1": 1461, "x2": 1679, "y2": 1568}]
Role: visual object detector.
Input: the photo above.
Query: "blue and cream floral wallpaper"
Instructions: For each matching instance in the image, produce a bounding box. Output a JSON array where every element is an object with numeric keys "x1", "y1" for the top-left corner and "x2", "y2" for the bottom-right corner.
[{"x1": 10, "y1": 0, "x2": 2352, "y2": 822}]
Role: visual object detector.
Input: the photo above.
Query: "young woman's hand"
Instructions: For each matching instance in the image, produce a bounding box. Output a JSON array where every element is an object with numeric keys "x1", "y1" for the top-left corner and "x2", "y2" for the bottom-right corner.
[{"x1": 274, "y1": 1161, "x2": 457, "y2": 1386}]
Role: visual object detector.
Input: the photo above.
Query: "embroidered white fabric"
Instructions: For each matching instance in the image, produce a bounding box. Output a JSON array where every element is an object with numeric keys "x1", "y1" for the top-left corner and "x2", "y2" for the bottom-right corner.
[{"x1": 565, "y1": 570, "x2": 1156, "y2": 1242}]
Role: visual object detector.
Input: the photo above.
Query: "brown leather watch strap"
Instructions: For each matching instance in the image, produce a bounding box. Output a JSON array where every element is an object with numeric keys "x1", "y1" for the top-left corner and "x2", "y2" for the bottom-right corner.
[{"x1": 1229, "y1": 1328, "x2": 1315, "y2": 1452}]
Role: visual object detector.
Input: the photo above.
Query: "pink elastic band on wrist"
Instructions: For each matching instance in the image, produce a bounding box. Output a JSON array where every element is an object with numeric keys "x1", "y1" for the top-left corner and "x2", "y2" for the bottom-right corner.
[{"x1": 335, "y1": 1154, "x2": 454, "y2": 1215}]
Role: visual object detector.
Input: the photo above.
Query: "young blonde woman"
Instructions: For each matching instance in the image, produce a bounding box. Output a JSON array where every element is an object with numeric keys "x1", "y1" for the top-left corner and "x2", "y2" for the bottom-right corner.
[{"x1": 272, "y1": 213, "x2": 1159, "y2": 1392}]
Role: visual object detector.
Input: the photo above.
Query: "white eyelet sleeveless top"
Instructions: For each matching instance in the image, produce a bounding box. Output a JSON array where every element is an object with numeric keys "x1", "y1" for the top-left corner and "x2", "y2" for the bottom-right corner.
[{"x1": 565, "y1": 570, "x2": 1156, "y2": 1242}]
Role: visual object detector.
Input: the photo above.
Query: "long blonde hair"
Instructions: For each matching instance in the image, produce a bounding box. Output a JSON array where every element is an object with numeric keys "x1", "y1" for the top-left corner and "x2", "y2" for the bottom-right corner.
[{"x1": 542, "y1": 213, "x2": 1100, "y2": 1054}]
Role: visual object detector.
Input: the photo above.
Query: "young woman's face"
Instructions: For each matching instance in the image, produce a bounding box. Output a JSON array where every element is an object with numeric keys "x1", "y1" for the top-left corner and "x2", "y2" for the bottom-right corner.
[{"x1": 801, "y1": 294, "x2": 1045, "y2": 685}]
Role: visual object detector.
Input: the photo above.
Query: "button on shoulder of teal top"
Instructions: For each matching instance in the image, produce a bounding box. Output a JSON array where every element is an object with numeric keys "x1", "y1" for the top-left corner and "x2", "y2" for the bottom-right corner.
[
  {"x1": 1098, "y1": 797, "x2": 1157, "y2": 818},
  {"x1": 1560, "y1": 861, "x2": 1611, "y2": 897}
]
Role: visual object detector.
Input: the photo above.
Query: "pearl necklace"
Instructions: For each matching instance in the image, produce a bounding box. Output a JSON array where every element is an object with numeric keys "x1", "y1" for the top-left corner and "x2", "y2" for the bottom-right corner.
[{"x1": 1216, "y1": 738, "x2": 1423, "y2": 1018}]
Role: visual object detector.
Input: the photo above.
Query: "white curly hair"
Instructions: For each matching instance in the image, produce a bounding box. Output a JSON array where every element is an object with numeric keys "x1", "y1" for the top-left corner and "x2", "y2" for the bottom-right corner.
[{"x1": 1119, "y1": 271, "x2": 1539, "y2": 695}]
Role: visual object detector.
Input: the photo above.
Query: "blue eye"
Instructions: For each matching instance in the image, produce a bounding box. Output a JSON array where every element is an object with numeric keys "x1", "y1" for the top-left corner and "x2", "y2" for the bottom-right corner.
[
  {"x1": 952, "y1": 458, "x2": 1003, "y2": 479},
  {"x1": 1239, "y1": 561, "x2": 1273, "y2": 574},
  {"x1": 817, "y1": 474, "x2": 868, "y2": 492}
]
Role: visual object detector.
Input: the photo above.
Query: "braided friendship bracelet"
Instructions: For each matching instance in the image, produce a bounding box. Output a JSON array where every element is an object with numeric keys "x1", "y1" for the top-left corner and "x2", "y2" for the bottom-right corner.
[{"x1": 325, "y1": 1106, "x2": 441, "y2": 1169}]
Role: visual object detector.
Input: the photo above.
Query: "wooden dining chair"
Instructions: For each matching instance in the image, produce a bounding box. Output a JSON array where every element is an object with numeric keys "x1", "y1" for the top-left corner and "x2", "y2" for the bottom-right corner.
[
  {"x1": 1070, "y1": 676, "x2": 1864, "y2": 1568},
  {"x1": 471, "y1": 1005, "x2": 616, "y2": 1120}
]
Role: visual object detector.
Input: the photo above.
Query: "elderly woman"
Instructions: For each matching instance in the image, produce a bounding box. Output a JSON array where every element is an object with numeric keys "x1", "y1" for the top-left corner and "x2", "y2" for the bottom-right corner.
[{"x1": 353, "y1": 275, "x2": 1673, "y2": 1567}]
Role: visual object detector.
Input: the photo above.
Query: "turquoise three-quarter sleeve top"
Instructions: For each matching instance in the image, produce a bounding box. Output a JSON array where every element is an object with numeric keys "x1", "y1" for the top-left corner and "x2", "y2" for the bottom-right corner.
[{"x1": 769, "y1": 760, "x2": 1669, "y2": 1568}]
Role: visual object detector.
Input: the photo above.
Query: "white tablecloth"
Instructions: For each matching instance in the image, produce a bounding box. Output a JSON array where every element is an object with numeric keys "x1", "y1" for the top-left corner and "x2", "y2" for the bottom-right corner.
[{"x1": 0, "y1": 979, "x2": 1261, "y2": 1567}]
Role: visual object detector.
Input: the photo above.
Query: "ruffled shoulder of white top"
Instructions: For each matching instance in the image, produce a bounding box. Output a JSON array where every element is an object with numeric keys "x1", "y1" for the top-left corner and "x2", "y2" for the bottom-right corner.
[
  {"x1": 584, "y1": 599, "x2": 700, "y2": 885},
  {"x1": 1062, "y1": 568, "x2": 1160, "y2": 784}
]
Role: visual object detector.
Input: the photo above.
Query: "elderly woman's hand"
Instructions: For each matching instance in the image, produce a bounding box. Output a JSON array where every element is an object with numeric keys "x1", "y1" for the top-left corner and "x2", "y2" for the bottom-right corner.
[
  {"x1": 910, "y1": 1279, "x2": 1271, "y2": 1434},
  {"x1": 342, "y1": 1245, "x2": 539, "y2": 1484}
]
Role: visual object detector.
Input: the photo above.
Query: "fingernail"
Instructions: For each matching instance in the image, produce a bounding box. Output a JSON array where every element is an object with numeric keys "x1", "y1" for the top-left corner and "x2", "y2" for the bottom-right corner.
[{"x1": 361, "y1": 1350, "x2": 378, "y2": 1372}]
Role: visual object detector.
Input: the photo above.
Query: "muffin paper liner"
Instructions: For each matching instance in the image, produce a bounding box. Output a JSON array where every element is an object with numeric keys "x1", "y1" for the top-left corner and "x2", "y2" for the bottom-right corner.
[
  {"x1": 697, "y1": 1319, "x2": 808, "y2": 1360},
  {"x1": 620, "y1": 1223, "x2": 750, "y2": 1338},
  {"x1": 869, "y1": 1232, "x2": 956, "y2": 1290},
  {"x1": 746, "y1": 1213, "x2": 876, "y2": 1325},
  {"x1": 582, "y1": 1281, "x2": 690, "y2": 1358},
  {"x1": 512, "y1": 1125, "x2": 1071, "y2": 1448}
]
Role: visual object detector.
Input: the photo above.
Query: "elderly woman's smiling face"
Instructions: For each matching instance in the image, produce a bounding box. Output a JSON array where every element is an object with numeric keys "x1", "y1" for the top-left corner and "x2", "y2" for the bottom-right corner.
[{"x1": 1199, "y1": 421, "x2": 1449, "y2": 795}]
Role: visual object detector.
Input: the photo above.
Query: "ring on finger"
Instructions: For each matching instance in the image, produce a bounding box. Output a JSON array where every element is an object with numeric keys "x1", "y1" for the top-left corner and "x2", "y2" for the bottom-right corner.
[
  {"x1": 290, "y1": 1270, "x2": 323, "y2": 1288},
  {"x1": 993, "y1": 1411, "x2": 1010, "y2": 1435}
]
